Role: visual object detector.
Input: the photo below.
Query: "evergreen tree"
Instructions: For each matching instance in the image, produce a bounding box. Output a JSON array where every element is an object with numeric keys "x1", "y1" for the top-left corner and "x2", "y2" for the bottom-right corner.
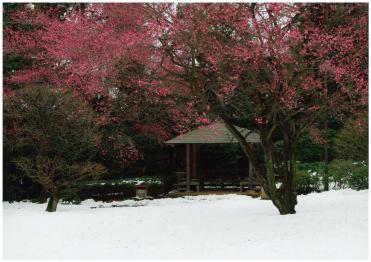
[
  {"x1": 4, "y1": 85, "x2": 107, "y2": 211},
  {"x1": 334, "y1": 114, "x2": 368, "y2": 162}
]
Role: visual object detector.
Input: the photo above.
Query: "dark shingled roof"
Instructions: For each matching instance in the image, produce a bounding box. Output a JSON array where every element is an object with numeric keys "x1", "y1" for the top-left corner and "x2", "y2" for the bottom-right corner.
[{"x1": 164, "y1": 122, "x2": 260, "y2": 144}]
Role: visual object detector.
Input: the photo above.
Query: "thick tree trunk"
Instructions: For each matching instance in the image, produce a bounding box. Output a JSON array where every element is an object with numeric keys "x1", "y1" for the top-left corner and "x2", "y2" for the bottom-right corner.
[
  {"x1": 323, "y1": 117, "x2": 329, "y2": 191},
  {"x1": 262, "y1": 139, "x2": 298, "y2": 215},
  {"x1": 208, "y1": 100, "x2": 298, "y2": 215},
  {"x1": 280, "y1": 148, "x2": 298, "y2": 215},
  {"x1": 46, "y1": 196, "x2": 59, "y2": 212},
  {"x1": 37, "y1": 190, "x2": 48, "y2": 203},
  {"x1": 263, "y1": 172, "x2": 297, "y2": 215},
  {"x1": 277, "y1": 189, "x2": 297, "y2": 215}
]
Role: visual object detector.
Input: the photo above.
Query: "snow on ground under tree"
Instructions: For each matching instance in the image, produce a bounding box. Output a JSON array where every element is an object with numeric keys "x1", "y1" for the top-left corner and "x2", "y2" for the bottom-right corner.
[{"x1": 3, "y1": 189, "x2": 368, "y2": 259}]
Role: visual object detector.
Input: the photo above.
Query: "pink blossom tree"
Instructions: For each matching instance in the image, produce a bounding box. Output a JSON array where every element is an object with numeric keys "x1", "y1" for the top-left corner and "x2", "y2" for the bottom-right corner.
[
  {"x1": 148, "y1": 3, "x2": 367, "y2": 214},
  {"x1": 4, "y1": 4, "x2": 206, "y2": 167},
  {"x1": 4, "y1": 3, "x2": 367, "y2": 214}
]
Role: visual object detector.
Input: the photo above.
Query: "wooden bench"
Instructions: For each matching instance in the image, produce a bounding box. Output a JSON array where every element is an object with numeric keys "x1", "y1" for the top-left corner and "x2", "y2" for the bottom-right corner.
[
  {"x1": 175, "y1": 172, "x2": 200, "y2": 192},
  {"x1": 240, "y1": 177, "x2": 260, "y2": 192}
]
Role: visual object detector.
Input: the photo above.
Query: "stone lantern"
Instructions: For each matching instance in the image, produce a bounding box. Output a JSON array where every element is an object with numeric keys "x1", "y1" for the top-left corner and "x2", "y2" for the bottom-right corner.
[{"x1": 135, "y1": 182, "x2": 148, "y2": 198}]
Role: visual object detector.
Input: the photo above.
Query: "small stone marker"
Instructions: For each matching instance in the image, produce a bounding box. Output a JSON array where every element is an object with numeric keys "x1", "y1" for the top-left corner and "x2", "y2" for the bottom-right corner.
[{"x1": 135, "y1": 182, "x2": 148, "y2": 198}]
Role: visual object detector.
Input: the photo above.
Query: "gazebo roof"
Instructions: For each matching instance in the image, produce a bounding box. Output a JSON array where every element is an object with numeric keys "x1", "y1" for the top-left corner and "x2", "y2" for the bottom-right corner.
[{"x1": 164, "y1": 121, "x2": 260, "y2": 144}]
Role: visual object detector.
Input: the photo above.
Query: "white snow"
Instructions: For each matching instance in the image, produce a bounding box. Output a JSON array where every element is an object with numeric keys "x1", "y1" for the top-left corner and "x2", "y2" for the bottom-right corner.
[{"x1": 3, "y1": 189, "x2": 368, "y2": 259}]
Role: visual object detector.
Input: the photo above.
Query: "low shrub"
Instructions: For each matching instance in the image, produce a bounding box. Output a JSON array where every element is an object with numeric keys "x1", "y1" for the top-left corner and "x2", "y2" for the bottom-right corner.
[
  {"x1": 295, "y1": 162, "x2": 324, "y2": 195},
  {"x1": 295, "y1": 160, "x2": 368, "y2": 194},
  {"x1": 63, "y1": 176, "x2": 165, "y2": 202},
  {"x1": 329, "y1": 159, "x2": 368, "y2": 190},
  {"x1": 294, "y1": 169, "x2": 322, "y2": 195},
  {"x1": 161, "y1": 174, "x2": 177, "y2": 193}
]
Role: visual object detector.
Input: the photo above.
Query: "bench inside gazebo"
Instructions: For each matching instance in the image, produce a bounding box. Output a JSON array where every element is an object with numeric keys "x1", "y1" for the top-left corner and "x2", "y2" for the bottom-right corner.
[{"x1": 164, "y1": 121, "x2": 261, "y2": 193}]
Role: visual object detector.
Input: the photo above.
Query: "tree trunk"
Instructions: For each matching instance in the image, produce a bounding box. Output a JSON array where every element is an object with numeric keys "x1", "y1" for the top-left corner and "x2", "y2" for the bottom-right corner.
[
  {"x1": 280, "y1": 146, "x2": 298, "y2": 215},
  {"x1": 277, "y1": 189, "x2": 297, "y2": 215},
  {"x1": 263, "y1": 172, "x2": 297, "y2": 215},
  {"x1": 262, "y1": 139, "x2": 298, "y2": 215},
  {"x1": 208, "y1": 102, "x2": 298, "y2": 215},
  {"x1": 46, "y1": 196, "x2": 59, "y2": 212},
  {"x1": 37, "y1": 190, "x2": 48, "y2": 203},
  {"x1": 323, "y1": 117, "x2": 329, "y2": 191}
]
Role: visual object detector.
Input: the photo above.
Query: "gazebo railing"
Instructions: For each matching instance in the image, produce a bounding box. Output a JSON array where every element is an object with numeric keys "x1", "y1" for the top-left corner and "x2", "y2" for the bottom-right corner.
[{"x1": 199, "y1": 168, "x2": 249, "y2": 182}]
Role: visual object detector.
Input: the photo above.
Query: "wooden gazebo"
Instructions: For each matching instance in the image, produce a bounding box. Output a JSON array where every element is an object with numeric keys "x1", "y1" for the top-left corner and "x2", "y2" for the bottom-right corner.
[{"x1": 164, "y1": 121, "x2": 261, "y2": 192}]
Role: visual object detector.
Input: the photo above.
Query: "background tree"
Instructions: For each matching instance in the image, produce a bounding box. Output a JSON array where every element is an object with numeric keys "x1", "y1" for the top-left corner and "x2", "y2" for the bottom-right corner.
[
  {"x1": 4, "y1": 3, "x2": 207, "y2": 178},
  {"x1": 4, "y1": 85, "x2": 107, "y2": 211},
  {"x1": 334, "y1": 113, "x2": 368, "y2": 162},
  {"x1": 301, "y1": 3, "x2": 368, "y2": 190}
]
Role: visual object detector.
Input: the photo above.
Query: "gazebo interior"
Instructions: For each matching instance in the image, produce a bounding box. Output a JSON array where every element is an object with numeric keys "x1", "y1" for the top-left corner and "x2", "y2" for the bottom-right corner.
[{"x1": 165, "y1": 121, "x2": 262, "y2": 193}]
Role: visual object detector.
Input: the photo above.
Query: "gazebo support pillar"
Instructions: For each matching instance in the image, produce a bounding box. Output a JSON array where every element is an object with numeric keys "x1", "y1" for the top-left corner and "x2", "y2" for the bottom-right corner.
[
  {"x1": 249, "y1": 157, "x2": 253, "y2": 177},
  {"x1": 192, "y1": 144, "x2": 197, "y2": 179},
  {"x1": 186, "y1": 144, "x2": 191, "y2": 192}
]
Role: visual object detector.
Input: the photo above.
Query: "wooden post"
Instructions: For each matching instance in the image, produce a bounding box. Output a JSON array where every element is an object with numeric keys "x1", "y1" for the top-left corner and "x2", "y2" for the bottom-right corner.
[
  {"x1": 169, "y1": 145, "x2": 174, "y2": 176},
  {"x1": 186, "y1": 144, "x2": 191, "y2": 192},
  {"x1": 192, "y1": 144, "x2": 197, "y2": 179}
]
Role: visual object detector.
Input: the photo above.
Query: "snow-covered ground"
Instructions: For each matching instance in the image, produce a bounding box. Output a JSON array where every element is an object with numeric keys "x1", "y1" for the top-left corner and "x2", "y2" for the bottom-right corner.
[{"x1": 3, "y1": 189, "x2": 368, "y2": 259}]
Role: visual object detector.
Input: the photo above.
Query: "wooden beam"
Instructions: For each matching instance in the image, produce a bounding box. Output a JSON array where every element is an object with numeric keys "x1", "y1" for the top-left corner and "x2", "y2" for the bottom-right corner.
[{"x1": 186, "y1": 144, "x2": 191, "y2": 192}]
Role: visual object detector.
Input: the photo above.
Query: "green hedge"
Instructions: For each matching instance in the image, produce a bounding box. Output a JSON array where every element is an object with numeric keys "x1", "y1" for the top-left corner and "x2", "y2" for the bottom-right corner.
[
  {"x1": 329, "y1": 159, "x2": 368, "y2": 190},
  {"x1": 294, "y1": 170, "x2": 322, "y2": 195},
  {"x1": 63, "y1": 176, "x2": 165, "y2": 203},
  {"x1": 295, "y1": 162, "x2": 324, "y2": 195},
  {"x1": 295, "y1": 160, "x2": 368, "y2": 195}
]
